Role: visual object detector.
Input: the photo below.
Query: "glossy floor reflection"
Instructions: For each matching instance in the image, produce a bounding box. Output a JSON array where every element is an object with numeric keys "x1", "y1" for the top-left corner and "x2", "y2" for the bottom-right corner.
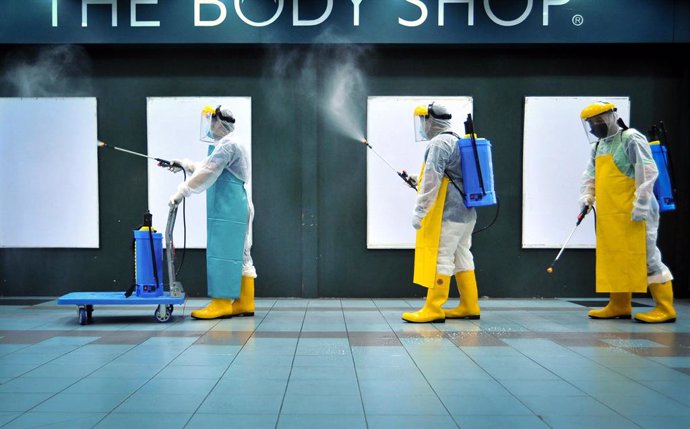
[{"x1": 0, "y1": 297, "x2": 689, "y2": 428}]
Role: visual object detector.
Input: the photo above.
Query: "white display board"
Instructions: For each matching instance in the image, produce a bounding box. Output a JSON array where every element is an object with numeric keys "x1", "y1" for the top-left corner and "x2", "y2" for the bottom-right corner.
[
  {"x1": 147, "y1": 97, "x2": 252, "y2": 248},
  {"x1": 367, "y1": 96, "x2": 473, "y2": 249},
  {"x1": 522, "y1": 96, "x2": 630, "y2": 248},
  {"x1": 0, "y1": 98, "x2": 99, "y2": 248}
]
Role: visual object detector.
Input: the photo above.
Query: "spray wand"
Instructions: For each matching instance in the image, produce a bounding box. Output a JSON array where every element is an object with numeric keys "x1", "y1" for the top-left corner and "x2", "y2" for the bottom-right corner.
[
  {"x1": 98, "y1": 141, "x2": 180, "y2": 169},
  {"x1": 546, "y1": 205, "x2": 591, "y2": 274},
  {"x1": 99, "y1": 140, "x2": 189, "y2": 287},
  {"x1": 361, "y1": 139, "x2": 417, "y2": 191}
]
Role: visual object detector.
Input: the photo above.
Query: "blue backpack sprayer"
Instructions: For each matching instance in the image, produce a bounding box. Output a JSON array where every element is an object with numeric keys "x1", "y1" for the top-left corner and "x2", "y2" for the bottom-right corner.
[
  {"x1": 616, "y1": 118, "x2": 677, "y2": 212},
  {"x1": 362, "y1": 112, "x2": 499, "y2": 233},
  {"x1": 128, "y1": 211, "x2": 165, "y2": 298},
  {"x1": 58, "y1": 143, "x2": 186, "y2": 324},
  {"x1": 647, "y1": 122, "x2": 677, "y2": 212},
  {"x1": 443, "y1": 114, "x2": 497, "y2": 208}
]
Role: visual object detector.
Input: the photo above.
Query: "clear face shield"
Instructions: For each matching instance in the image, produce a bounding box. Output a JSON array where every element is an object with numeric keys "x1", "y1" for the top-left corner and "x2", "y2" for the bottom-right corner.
[
  {"x1": 414, "y1": 115, "x2": 430, "y2": 142},
  {"x1": 581, "y1": 110, "x2": 616, "y2": 144},
  {"x1": 200, "y1": 105, "x2": 235, "y2": 144},
  {"x1": 200, "y1": 108, "x2": 216, "y2": 143},
  {"x1": 413, "y1": 104, "x2": 431, "y2": 142}
]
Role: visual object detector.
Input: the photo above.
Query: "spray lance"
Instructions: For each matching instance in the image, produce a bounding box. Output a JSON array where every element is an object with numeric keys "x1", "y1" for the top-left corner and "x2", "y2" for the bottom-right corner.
[
  {"x1": 99, "y1": 141, "x2": 189, "y2": 280},
  {"x1": 360, "y1": 139, "x2": 418, "y2": 191},
  {"x1": 98, "y1": 141, "x2": 181, "y2": 170},
  {"x1": 546, "y1": 205, "x2": 592, "y2": 274}
]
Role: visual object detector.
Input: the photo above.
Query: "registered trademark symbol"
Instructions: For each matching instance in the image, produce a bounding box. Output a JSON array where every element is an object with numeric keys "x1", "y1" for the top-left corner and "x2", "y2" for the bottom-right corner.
[{"x1": 572, "y1": 14, "x2": 583, "y2": 26}]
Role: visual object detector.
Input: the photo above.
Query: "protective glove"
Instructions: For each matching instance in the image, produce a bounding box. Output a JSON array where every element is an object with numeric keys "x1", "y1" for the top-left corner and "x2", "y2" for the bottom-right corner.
[
  {"x1": 400, "y1": 170, "x2": 418, "y2": 188},
  {"x1": 166, "y1": 162, "x2": 183, "y2": 173},
  {"x1": 412, "y1": 214, "x2": 423, "y2": 230},
  {"x1": 172, "y1": 158, "x2": 197, "y2": 174},
  {"x1": 169, "y1": 190, "x2": 184, "y2": 207},
  {"x1": 578, "y1": 193, "x2": 594, "y2": 214},
  {"x1": 631, "y1": 207, "x2": 647, "y2": 222}
]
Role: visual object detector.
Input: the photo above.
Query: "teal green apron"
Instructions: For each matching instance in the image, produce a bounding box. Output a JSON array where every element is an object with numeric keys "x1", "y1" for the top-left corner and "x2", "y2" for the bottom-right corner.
[{"x1": 206, "y1": 147, "x2": 247, "y2": 299}]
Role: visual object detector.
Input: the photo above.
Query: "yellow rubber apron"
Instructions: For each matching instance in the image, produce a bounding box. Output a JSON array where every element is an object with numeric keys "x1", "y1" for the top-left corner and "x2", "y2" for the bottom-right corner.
[
  {"x1": 413, "y1": 164, "x2": 449, "y2": 288},
  {"x1": 594, "y1": 154, "x2": 647, "y2": 293}
]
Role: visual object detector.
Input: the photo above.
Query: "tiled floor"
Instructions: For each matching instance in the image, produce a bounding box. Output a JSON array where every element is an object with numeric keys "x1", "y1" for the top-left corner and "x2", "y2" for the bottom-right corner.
[{"x1": 0, "y1": 297, "x2": 689, "y2": 429}]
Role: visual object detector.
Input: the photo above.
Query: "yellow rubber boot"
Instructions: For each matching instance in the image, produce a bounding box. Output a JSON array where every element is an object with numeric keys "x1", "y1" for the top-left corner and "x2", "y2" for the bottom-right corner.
[
  {"x1": 588, "y1": 293, "x2": 632, "y2": 319},
  {"x1": 231, "y1": 276, "x2": 255, "y2": 317},
  {"x1": 634, "y1": 281, "x2": 676, "y2": 323},
  {"x1": 402, "y1": 274, "x2": 450, "y2": 323},
  {"x1": 445, "y1": 270, "x2": 480, "y2": 320},
  {"x1": 191, "y1": 298, "x2": 234, "y2": 320}
]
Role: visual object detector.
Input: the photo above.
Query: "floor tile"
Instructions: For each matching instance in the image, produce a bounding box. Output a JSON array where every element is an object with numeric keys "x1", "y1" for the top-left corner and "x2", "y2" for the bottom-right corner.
[
  {"x1": 94, "y1": 412, "x2": 191, "y2": 429},
  {"x1": 185, "y1": 413, "x2": 278, "y2": 429},
  {"x1": 277, "y1": 413, "x2": 367, "y2": 428},
  {"x1": 3, "y1": 412, "x2": 106, "y2": 429},
  {"x1": 0, "y1": 297, "x2": 688, "y2": 428},
  {"x1": 281, "y1": 394, "x2": 364, "y2": 415}
]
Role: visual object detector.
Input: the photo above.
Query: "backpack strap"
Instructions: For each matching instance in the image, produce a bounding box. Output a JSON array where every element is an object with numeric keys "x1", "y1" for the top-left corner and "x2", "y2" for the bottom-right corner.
[{"x1": 440, "y1": 132, "x2": 466, "y2": 199}]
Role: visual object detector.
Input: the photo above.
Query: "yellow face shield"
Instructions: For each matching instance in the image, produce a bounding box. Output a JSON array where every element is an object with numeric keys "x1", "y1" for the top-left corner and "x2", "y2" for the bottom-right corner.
[{"x1": 580, "y1": 102, "x2": 616, "y2": 120}]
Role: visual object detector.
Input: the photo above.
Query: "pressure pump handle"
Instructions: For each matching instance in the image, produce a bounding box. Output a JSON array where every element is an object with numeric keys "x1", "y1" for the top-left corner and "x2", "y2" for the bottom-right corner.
[{"x1": 143, "y1": 210, "x2": 153, "y2": 228}]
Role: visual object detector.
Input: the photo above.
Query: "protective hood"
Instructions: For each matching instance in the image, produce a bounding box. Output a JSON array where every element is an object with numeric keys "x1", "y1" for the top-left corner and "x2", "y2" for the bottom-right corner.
[
  {"x1": 201, "y1": 105, "x2": 236, "y2": 143},
  {"x1": 414, "y1": 102, "x2": 452, "y2": 141},
  {"x1": 426, "y1": 116, "x2": 452, "y2": 140}
]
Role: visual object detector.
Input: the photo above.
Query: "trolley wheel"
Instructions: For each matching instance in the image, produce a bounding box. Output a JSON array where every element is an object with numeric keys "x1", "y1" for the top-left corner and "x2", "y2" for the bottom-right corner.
[
  {"x1": 166, "y1": 304, "x2": 174, "y2": 315},
  {"x1": 154, "y1": 305, "x2": 172, "y2": 323},
  {"x1": 86, "y1": 305, "x2": 94, "y2": 323},
  {"x1": 78, "y1": 308, "x2": 88, "y2": 326}
]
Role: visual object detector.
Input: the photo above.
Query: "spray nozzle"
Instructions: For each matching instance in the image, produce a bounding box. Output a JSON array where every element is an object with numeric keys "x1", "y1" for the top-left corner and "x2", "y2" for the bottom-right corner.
[{"x1": 360, "y1": 138, "x2": 416, "y2": 191}]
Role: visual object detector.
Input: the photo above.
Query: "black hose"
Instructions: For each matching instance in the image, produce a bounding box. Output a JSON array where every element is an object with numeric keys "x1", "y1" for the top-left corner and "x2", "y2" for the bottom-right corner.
[
  {"x1": 473, "y1": 196, "x2": 500, "y2": 235},
  {"x1": 147, "y1": 224, "x2": 160, "y2": 291},
  {"x1": 175, "y1": 170, "x2": 187, "y2": 277},
  {"x1": 443, "y1": 172, "x2": 499, "y2": 235}
]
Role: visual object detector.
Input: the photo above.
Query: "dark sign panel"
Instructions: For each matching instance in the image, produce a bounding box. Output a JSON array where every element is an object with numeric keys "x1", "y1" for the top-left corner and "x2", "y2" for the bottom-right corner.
[{"x1": 1, "y1": 0, "x2": 687, "y2": 44}]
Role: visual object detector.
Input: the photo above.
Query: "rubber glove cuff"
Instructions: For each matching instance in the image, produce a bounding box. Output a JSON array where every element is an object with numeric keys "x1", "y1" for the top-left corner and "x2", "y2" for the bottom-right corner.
[
  {"x1": 631, "y1": 207, "x2": 647, "y2": 222},
  {"x1": 578, "y1": 193, "x2": 594, "y2": 207},
  {"x1": 169, "y1": 190, "x2": 184, "y2": 207},
  {"x1": 412, "y1": 214, "x2": 423, "y2": 230}
]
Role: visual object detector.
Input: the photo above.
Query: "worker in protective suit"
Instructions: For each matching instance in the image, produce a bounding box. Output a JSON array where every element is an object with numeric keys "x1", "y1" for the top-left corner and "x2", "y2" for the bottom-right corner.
[
  {"x1": 402, "y1": 102, "x2": 481, "y2": 323},
  {"x1": 169, "y1": 105, "x2": 256, "y2": 320},
  {"x1": 579, "y1": 102, "x2": 675, "y2": 323}
]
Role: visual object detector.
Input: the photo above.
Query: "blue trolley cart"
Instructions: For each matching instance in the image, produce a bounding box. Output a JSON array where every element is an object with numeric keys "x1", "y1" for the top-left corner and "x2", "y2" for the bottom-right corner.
[{"x1": 58, "y1": 204, "x2": 186, "y2": 324}]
